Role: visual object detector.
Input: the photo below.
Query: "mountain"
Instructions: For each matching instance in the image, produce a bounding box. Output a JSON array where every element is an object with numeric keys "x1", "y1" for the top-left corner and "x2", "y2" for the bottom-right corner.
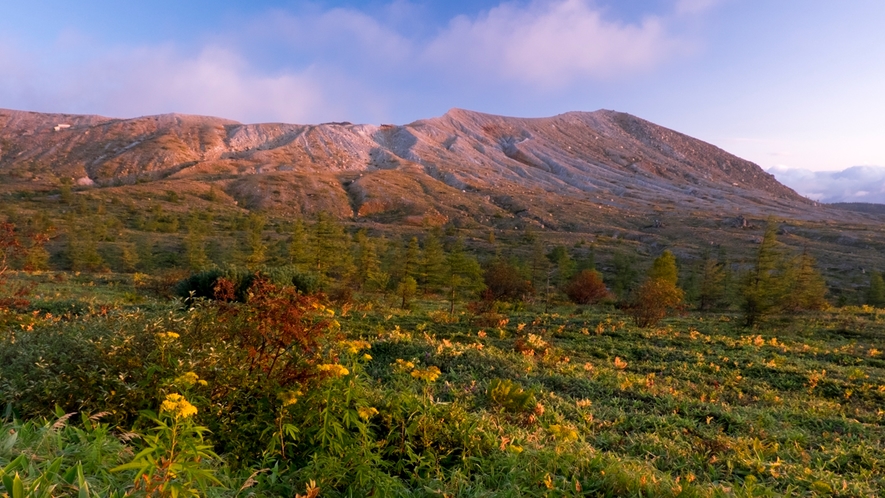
[
  {"x1": 0, "y1": 107, "x2": 814, "y2": 223},
  {"x1": 2, "y1": 106, "x2": 884, "y2": 296}
]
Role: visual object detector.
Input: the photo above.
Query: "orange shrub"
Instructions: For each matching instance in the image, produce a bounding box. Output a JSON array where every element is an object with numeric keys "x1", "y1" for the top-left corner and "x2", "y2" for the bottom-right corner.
[
  {"x1": 625, "y1": 278, "x2": 684, "y2": 328},
  {"x1": 564, "y1": 270, "x2": 610, "y2": 305}
]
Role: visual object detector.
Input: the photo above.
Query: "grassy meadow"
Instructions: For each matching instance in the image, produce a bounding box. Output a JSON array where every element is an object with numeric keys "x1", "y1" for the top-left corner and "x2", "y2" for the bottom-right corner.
[{"x1": 0, "y1": 272, "x2": 883, "y2": 497}]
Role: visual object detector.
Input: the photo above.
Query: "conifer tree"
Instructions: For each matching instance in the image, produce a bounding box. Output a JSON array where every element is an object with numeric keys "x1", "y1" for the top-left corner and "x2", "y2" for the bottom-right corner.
[
  {"x1": 403, "y1": 237, "x2": 421, "y2": 281},
  {"x1": 547, "y1": 245, "x2": 576, "y2": 290},
  {"x1": 611, "y1": 251, "x2": 639, "y2": 299},
  {"x1": 245, "y1": 213, "x2": 267, "y2": 269},
  {"x1": 310, "y1": 212, "x2": 351, "y2": 283},
  {"x1": 119, "y1": 242, "x2": 140, "y2": 273},
  {"x1": 867, "y1": 271, "x2": 885, "y2": 307},
  {"x1": 697, "y1": 249, "x2": 727, "y2": 311},
  {"x1": 185, "y1": 214, "x2": 210, "y2": 271},
  {"x1": 782, "y1": 251, "x2": 828, "y2": 312},
  {"x1": 530, "y1": 239, "x2": 548, "y2": 292},
  {"x1": 648, "y1": 250, "x2": 678, "y2": 285},
  {"x1": 420, "y1": 233, "x2": 446, "y2": 294},
  {"x1": 353, "y1": 230, "x2": 388, "y2": 293},
  {"x1": 739, "y1": 221, "x2": 828, "y2": 324},
  {"x1": 577, "y1": 245, "x2": 597, "y2": 273},
  {"x1": 741, "y1": 221, "x2": 786, "y2": 326},
  {"x1": 67, "y1": 229, "x2": 105, "y2": 272},
  {"x1": 285, "y1": 218, "x2": 312, "y2": 271},
  {"x1": 626, "y1": 250, "x2": 684, "y2": 327},
  {"x1": 397, "y1": 275, "x2": 418, "y2": 310},
  {"x1": 444, "y1": 238, "x2": 485, "y2": 316}
]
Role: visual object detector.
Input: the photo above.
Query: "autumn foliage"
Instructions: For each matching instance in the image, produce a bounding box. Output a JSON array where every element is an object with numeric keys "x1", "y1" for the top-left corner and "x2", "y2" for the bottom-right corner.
[
  {"x1": 625, "y1": 278, "x2": 685, "y2": 328},
  {"x1": 564, "y1": 270, "x2": 610, "y2": 305},
  {"x1": 625, "y1": 251, "x2": 684, "y2": 328},
  {"x1": 213, "y1": 276, "x2": 335, "y2": 386}
]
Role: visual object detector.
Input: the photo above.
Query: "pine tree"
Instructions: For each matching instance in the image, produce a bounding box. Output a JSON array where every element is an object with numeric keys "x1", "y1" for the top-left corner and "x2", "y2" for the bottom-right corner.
[
  {"x1": 697, "y1": 249, "x2": 727, "y2": 311},
  {"x1": 67, "y1": 229, "x2": 105, "y2": 272},
  {"x1": 445, "y1": 238, "x2": 485, "y2": 316},
  {"x1": 397, "y1": 276, "x2": 418, "y2": 310},
  {"x1": 611, "y1": 251, "x2": 639, "y2": 299},
  {"x1": 547, "y1": 245, "x2": 576, "y2": 290},
  {"x1": 119, "y1": 242, "x2": 140, "y2": 273},
  {"x1": 310, "y1": 212, "x2": 352, "y2": 286},
  {"x1": 403, "y1": 237, "x2": 421, "y2": 281},
  {"x1": 741, "y1": 221, "x2": 786, "y2": 326},
  {"x1": 626, "y1": 251, "x2": 684, "y2": 327},
  {"x1": 185, "y1": 215, "x2": 210, "y2": 271},
  {"x1": 244, "y1": 213, "x2": 267, "y2": 269},
  {"x1": 868, "y1": 272, "x2": 885, "y2": 307},
  {"x1": 782, "y1": 251, "x2": 828, "y2": 312},
  {"x1": 648, "y1": 250, "x2": 678, "y2": 285},
  {"x1": 420, "y1": 233, "x2": 446, "y2": 294},
  {"x1": 353, "y1": 230, "x2": 388, "y2": 293},
  {"x1": 286, "y1": 218, "x2": 312, "y2": 271},
  {"x1": 530, "y1": 239, "x2": 548, "y2": 293},
  {"x1": 577, "y1": 245, "x2": 596, "y2": 273}
]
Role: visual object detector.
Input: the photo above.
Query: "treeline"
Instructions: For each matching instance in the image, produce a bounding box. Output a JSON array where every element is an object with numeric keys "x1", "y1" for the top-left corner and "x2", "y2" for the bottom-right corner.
[{"x1": 1, "y1": 195, "x2": 860, "y2": 326}]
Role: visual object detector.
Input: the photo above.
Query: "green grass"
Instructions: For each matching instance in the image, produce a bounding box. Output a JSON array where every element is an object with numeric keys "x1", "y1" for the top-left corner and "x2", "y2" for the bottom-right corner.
[{"x1": 1, "y1": 283, "x2": 883, "y2": 496}]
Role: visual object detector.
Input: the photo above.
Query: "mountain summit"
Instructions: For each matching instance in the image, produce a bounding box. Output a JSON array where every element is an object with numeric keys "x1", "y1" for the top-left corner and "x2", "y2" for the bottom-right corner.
[{"x1": 0, "y1": 107, "x2": 809, "y2": 228}]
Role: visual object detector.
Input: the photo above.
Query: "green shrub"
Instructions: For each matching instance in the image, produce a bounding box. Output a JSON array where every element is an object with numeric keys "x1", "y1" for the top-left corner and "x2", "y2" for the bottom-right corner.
[
  {"x1": 174, "y1": 265, "x2": 320, "y2": 301},
  {"x1": 487, "y1": 378, "x2": 535, "y2": 413}
]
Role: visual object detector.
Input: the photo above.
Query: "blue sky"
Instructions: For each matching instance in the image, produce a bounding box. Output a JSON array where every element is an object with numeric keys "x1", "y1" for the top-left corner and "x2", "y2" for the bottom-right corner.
[{"x1": 2, "y1": 1, "x2": 884, "y2": 201}]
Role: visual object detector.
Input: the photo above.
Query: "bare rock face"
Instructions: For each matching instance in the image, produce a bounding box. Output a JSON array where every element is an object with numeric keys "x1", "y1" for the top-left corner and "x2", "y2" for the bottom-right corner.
[{"x1": 0, "y1": 106, "x2": 816, "y2": 228}]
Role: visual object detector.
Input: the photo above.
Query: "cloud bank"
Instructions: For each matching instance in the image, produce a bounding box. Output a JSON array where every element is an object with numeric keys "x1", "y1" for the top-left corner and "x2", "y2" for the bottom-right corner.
[
  {"x1": 424, "y1": 0, "x2": 688, "y2": 88},
  {"x1": 768, "y1": 165, "x2": 885, "y2": 204},
  {"x1": 0, "y1": 0, "x2": 709, "y2": 123}
]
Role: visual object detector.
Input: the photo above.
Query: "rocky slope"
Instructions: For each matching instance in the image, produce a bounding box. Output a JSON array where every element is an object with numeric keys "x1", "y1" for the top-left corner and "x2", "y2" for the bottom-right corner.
[{"x1": 0, "y1": 107, "x2": 816, "y2": 226}]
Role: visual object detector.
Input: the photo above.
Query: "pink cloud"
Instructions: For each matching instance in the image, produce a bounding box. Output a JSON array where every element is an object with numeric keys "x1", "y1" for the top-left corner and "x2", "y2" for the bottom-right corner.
[{"x1": 424, "y1": 0, "x2": 694, "y2": 88}]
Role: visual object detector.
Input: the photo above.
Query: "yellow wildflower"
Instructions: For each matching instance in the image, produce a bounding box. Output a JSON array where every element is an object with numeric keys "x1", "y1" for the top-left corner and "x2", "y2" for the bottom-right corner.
[
  {"x1": 343, "y1": 340, "x2": 371, "y2": 354},
  {"x1": 156, "y1": 331, "x2": 180, "y2": 341},
  {"x1": 411, "y1": 366, "x2": 441, "y2": 383},
  {"x1": 160, "y1": 393, "x2": 198, "y2": 419},
  {"x1": 278, "y1": 389, "x2": 302, "y2": 407},
  {"x1": 173, "y1": 371, "x2": 203, "y2": 387},
  {"x1": 392, "y1": 359, "x2": 415, "y2": 373},
  {"x1": 549, "y1": 424, "x2": 578, "y2": 442},
  {"x1": 317, "y1": 364, "x2": 350, "y2": 377},
  {"x1": 357, "y1": 407, "x2": 379, "y2": 420},
  {"x1": 363, "y1": 354, "x2": 373, "y2": 361}
]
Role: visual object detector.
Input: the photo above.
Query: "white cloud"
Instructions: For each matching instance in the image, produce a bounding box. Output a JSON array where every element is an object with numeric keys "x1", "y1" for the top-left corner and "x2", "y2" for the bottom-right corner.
[
  {"x1": 0, "y1": 39, "x2": 371, "y2": 123},
  {"x1": 768, "y1": 165, "x2": 885, "y2": 204},
  {"x1": 424, "y1": 0, "x2": 692, "y2": 88},
  {"x1": 0, "y1": 0, "x2": 714, "y2": 122}
]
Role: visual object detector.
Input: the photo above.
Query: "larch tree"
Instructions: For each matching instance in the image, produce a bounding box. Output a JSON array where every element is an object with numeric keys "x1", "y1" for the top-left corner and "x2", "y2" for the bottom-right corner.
[
  {"x1": 420, "y1": 233, "x2": 446, "y2": 294},
  {"x1": 244, "y1": 213, "x2": 268, "y2": 269},
  {"x1": 781, "y1": 251, "x2": 828, "y2": 312},
  {"x1": 626, "y1": 250, "x2": 684, "y2": 327},
  {"x1": 867, "y1": 271, "x2": 885, "y2": 307},
  {"x1": 740, "y1": 221, "x2": 787, "y2": 326},
  {"x1": 697, "y1": 249, "x2": 728, "y2": 311},
  {"x1": 285, "y1": 218, "x2": 312, "y2": 272},
  {"x1": 444, "y1": 238, "x2": 485, "y2": 316}
]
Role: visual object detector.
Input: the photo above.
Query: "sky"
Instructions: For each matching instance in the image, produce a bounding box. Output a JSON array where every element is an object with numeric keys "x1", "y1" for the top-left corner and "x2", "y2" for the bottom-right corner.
[{"x1": 2, "y1": 0, "x2": 884, "y2": 203}]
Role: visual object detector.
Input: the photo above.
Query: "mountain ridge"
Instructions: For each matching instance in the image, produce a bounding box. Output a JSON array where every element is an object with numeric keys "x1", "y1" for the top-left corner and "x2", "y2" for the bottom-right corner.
[{"x1": 0, "y1": 106, "x2": 841, "y2": 229}]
